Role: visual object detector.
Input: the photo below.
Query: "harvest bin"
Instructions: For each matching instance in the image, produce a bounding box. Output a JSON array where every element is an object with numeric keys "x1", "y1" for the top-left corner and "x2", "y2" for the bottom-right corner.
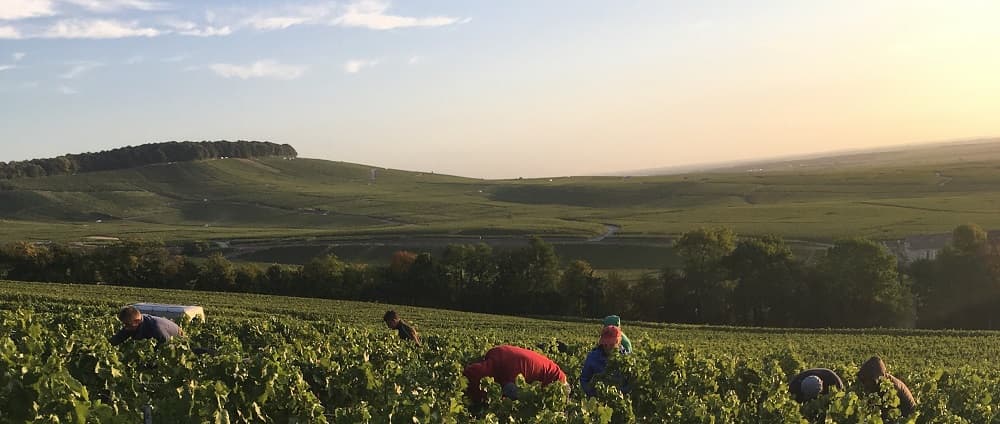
[{"x1": 131, "y1": 303, "x2": 205, "y2": 322}]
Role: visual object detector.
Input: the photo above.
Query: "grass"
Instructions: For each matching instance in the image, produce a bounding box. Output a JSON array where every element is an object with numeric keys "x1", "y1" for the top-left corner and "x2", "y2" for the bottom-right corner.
[{"x1": 4, "y1": 141, "x2": 1000, "y2": 248}]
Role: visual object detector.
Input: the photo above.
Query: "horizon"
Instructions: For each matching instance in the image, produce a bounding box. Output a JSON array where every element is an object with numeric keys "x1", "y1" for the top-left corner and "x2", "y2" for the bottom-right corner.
[{"x1": 2, "y1": 1, "x2": 1000, "y2": 178}]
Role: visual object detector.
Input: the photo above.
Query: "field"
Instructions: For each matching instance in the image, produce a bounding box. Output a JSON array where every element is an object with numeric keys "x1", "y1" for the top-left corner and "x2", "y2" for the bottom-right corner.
[
  {"x1": 2, "y1": 140, "x2": 1000, "y2": 247},
  {"x1": 4, "y1": 279, "x2": 1000, "y2": 422}
]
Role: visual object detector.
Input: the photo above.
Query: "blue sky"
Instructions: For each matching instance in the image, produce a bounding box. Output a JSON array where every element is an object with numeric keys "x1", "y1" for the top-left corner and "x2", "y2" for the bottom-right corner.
[{"x1": 2, "y1": 1, "x2": 999, "y2": 178}]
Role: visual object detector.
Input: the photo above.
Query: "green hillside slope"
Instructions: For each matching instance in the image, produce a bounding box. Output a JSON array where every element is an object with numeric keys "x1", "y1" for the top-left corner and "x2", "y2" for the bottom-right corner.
[{"x1": 3, "y1": 140, "x2": 1000, "y2": 243}]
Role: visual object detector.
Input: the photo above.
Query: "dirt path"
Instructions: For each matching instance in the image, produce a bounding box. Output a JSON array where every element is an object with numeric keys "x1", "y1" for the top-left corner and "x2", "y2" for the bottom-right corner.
[{"x1": 587, "y1": 224, "x2": 621, "y2": 242}]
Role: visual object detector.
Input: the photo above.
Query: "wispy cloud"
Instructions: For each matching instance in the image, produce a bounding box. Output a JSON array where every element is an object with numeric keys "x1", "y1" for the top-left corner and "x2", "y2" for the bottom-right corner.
[
  {"x1": 333, "y1": 0, "x2": 466, "y2": 30},
  {"x1": 343, "y1": 58, "x2": 377, "y2": 73},
  {"x1": 242, "y1": 4, "x2": 334, "y2": 30},
  {"x1": 408, "y1": 55, "x2": 422, "y2": 65},
  {"x1": 59, "y1": 61, "x2": 102, "y2": 79},
  {"x1": 13, "y1": 52, "x2": 26, "y2": 61},
  {"x1": 58, "y1": 84, "x2": 77, "y2": 94},
  {"x1": 0, "y1": 0, "x2": 464, "y2": 40},
  {"x1": 0, "y1": 26, "x2": 21, "y2": 39},
  {"x1": 0, "y1": 65, "x2": 15, "y2": 71},
  {"x1": 123, "y1": 55, "x2": 143, "y2": 64},
  {"x1": 42, "y1": 19, "x2": 160, "y2": 39},
  {"x1": 180, "y1": 25, "x2": 230, "y2": 36},
  {"x1": 0, "y1": 0, "x2": 56, "y2": 21},
  {"x1": 163, "y1": 19, "x2": 231, "y2": 37},
  {"x1": 208, "y1": 60, "x2": 306, "y2": 80},
  {"x1": 59, "y1": 0, "x2": 168, "y2": 13}
]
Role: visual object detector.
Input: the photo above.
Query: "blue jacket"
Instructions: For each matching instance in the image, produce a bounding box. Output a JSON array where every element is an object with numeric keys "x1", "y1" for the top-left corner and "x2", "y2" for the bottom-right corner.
[
  {"x1": 580, "y1": 346, "x2": 628, "y2": 397},
  {"x1": 110, "y1": 315, "x2": 182, "y2": 346}
]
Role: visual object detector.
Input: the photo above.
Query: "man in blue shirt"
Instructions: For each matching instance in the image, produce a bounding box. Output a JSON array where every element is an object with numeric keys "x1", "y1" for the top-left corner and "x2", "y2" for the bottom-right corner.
[{"x1": 110, "y1": 306, "x2": 183, "y2": 346}]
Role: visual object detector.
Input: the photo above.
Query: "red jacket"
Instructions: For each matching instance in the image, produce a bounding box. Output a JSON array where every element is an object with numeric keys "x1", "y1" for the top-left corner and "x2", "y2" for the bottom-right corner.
[{"x1": 463, "y1": 345, "x2": 567, "y2": 401}]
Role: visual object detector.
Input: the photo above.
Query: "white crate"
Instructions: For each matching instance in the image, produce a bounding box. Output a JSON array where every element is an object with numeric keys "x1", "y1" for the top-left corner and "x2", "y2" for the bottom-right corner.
[{"x1": 131, "y1": 303, "x2": 206, "y2": 322}]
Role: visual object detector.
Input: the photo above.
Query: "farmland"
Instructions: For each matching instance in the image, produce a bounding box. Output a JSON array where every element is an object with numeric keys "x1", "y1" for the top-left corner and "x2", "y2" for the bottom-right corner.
[
  {"x1": 2, "y1": 140, "x2": 1000, "y2": 246},
  {"x1": 3, "y1": 280, "x2": 1000, "y2": 422}
]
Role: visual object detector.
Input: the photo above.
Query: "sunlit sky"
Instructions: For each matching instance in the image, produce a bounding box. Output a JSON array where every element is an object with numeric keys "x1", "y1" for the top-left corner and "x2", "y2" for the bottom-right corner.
[{"x1": 1, "y1": 1, "x2": 999, "y2": 178}]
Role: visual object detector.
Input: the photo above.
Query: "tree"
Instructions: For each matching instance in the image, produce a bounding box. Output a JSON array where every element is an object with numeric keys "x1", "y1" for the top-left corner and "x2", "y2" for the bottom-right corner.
[
  {"x1": 561, "y1": 260, "x2": 603, "y2": 316},
  {"x1": 724, "y1": 235, "x2": 802, "y2": 326},
  {"x1": 670, "y1": 228, "x2": 737, "y2": 324},
  {"x1": 812, "y1": 239, "x2": 915, "y2": 328},
  {"x1": 198, "y1": 253, "x2": 237, "y2": 291},
  {"x1": 952, "y1": 223, "x2": 988, "y2": 254},
  {"x1": 302, "y1": 254, "x2": 347, "y2": 298},
  {"x1": 911, "y1": 223, "x2": 1000, "y2": 329}
]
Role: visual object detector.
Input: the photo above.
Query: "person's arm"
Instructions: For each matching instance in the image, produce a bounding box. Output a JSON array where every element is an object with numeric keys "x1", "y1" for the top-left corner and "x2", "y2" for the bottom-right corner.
[
  {"x1": 620, "y1": 333, "x2": 632, "y2": 353},
  {"x1": 820, "y1": 369, "x2": 844, "y2": 391},
  {"x1": 891, "y1": 376, "x2": 917, "y2": 417},
  {"x1": 580, "y1": 353, "x2": 597, "y2": 397},
  {"x1": 788, "y1": 373, "x2": 804, "y2": 400},
  {"x1": 109, "y1": 328, "x2": 129, "y2": 346},
  {"x1": 410, "y1": 327, "x2": 421, "y2": 346}
]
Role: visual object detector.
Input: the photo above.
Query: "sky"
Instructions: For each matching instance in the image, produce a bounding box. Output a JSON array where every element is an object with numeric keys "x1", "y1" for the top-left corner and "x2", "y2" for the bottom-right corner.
[{"x1": 1, "y1": 0, "x2": 999, "y2": 179}]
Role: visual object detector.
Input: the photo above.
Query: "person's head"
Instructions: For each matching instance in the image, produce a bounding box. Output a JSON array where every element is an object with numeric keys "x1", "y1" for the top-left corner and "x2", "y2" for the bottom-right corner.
[
  {"x1": 599, "y1": 325, "x2": 622, "y2": 353},
  {"x1": 118, "y1": 306, "x2": 142, "y2": 332},
  {"x1": 602, "y1": 315, "x2": 621, "y2": 328},
  {"x1": 800, "y1": 375, "x2": 823, "y2": 400},
  {"x1": 383, "y1": 310, "x2": 400, "y2": 329},
  {"x1": 857, "y1": 356, "x2": 889, "y2": 392},
  {"x1": 463, "y1": 360, "x2": 493, "y2": 400}
]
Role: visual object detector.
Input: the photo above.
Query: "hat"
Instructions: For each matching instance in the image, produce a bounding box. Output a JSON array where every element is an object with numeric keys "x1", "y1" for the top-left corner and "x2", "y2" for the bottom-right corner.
[
  {"x1": 800, "y1": 375, "x2": 823, "y2": 399},
  {"x1": 602, "y1": 315, "x2": 621, "y2": 326},
  {"x1": 600, "y1": 325, "x2": 622, "y2": 348}
]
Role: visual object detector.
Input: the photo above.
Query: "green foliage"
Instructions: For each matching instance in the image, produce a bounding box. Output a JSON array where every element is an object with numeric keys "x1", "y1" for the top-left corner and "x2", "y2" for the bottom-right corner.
[{"x1": 4, "y1": 280, "x2": 1000, "y2": 422}]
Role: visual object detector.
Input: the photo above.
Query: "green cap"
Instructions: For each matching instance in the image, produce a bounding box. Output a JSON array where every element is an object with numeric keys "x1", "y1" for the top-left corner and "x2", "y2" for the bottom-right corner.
[{"x1": 602, "y1": 315, "x2": 621, "y2": 326}]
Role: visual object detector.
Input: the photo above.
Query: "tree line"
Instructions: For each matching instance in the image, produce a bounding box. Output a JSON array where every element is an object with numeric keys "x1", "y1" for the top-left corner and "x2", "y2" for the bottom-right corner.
[
  {"x1": 1, "y1": 224, "x2": 996, "y2": 329},
  {"x1": 0, "y1": 140, "x2": 297, "y2": 180}
]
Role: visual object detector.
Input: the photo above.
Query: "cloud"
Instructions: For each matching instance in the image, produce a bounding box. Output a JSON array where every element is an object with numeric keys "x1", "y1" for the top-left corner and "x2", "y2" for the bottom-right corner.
[
  {"x1": 333, "y1": 0, "x2": 465, "y2": 30},
  {"x1": 163, "y1": 19, "x2": 231, "y2": 37},
  {"x1": 243, "y1": 4, "x2": 334, "y2": 30},
  {"x1": 123, "y1": 55, "x2": 143, "y2": 64},
  {"x1": 42, "y1": 19, "x2": 160, "y2": 38},
  {"x1": 0, "y1": 26, "x2": 21, "y2": 38},
  {"x1": 408, "y1": 55, "x2": 422, "y2": 65},
  {"x1": 13, "y1": 52, "x2": 26, "y2": 61},
  {"x1": 208, "y1": 60, "x2": 306, "y2": 80},
  {"x1": 59, "y1": 61, "x2": 102, "y2": 78},
  {"x1": 58, "y1": 85, "x2": 77, "y2": 94},
  {"x1": 180, "y1": 25, "x2": 230, "y2": 36},
  {"x1": 59, "y1": 0, "x2": 168, "y2": 13},
  {"x1": 0, "y1": 0, "x2": 55, "y2": 20},
  {"x1": 0, "y1": 65, "x2": 14, "y2": 71},
  {"x1": 343, "y1": 58, "x2": 377, "y2": 73}
]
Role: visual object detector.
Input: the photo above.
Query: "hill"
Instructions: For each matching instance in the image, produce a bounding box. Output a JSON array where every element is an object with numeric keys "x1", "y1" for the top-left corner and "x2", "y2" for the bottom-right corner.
[{"x1": 3, "y1": 139, "x2": 1000, "y2": 263}]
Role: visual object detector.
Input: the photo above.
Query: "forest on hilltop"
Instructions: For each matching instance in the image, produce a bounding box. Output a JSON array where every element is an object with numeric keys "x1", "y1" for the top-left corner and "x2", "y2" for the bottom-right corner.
[{"x1": 0, "y1": 140, "x2": 297, "y2": 179}]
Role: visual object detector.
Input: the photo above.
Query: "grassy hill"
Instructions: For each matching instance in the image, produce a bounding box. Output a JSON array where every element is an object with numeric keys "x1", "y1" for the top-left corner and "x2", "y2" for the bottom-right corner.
[{"x1": 3, "y1": 139, "x2": 1000, "y2": 248}]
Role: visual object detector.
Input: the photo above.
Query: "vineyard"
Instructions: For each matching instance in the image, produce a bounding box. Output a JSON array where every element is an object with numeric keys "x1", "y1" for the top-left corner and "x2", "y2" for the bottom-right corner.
[{"x1": 3, "y1": 280, "x2": 1000, "y2": 423}]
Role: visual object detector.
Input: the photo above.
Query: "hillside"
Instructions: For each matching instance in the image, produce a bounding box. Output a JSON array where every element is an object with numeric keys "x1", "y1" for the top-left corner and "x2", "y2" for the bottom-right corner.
[{"x1": 2, "y1": 150, "x2": 1000, "y2": 247}]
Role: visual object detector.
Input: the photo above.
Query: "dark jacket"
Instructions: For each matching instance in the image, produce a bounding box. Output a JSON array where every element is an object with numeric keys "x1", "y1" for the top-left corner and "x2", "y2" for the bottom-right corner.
[
  {"x1": 857, "y1": 356, "x2": 916, "y2": 418},
  {"x1": 580, "y1": 346, "x2": 629, "y2": 397},
  {"x1": 463, "y1": 345, "x2": 567, "y2": 401},
  {"x1": 395, "y1": 320, "x2": 420, "y2": 346},
  {"x1": 110, "y1": 315, "x2": 182, "y2": 346},
  {"x1": 788, "y1": 368, "x2": 844, "y2": 402}
]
